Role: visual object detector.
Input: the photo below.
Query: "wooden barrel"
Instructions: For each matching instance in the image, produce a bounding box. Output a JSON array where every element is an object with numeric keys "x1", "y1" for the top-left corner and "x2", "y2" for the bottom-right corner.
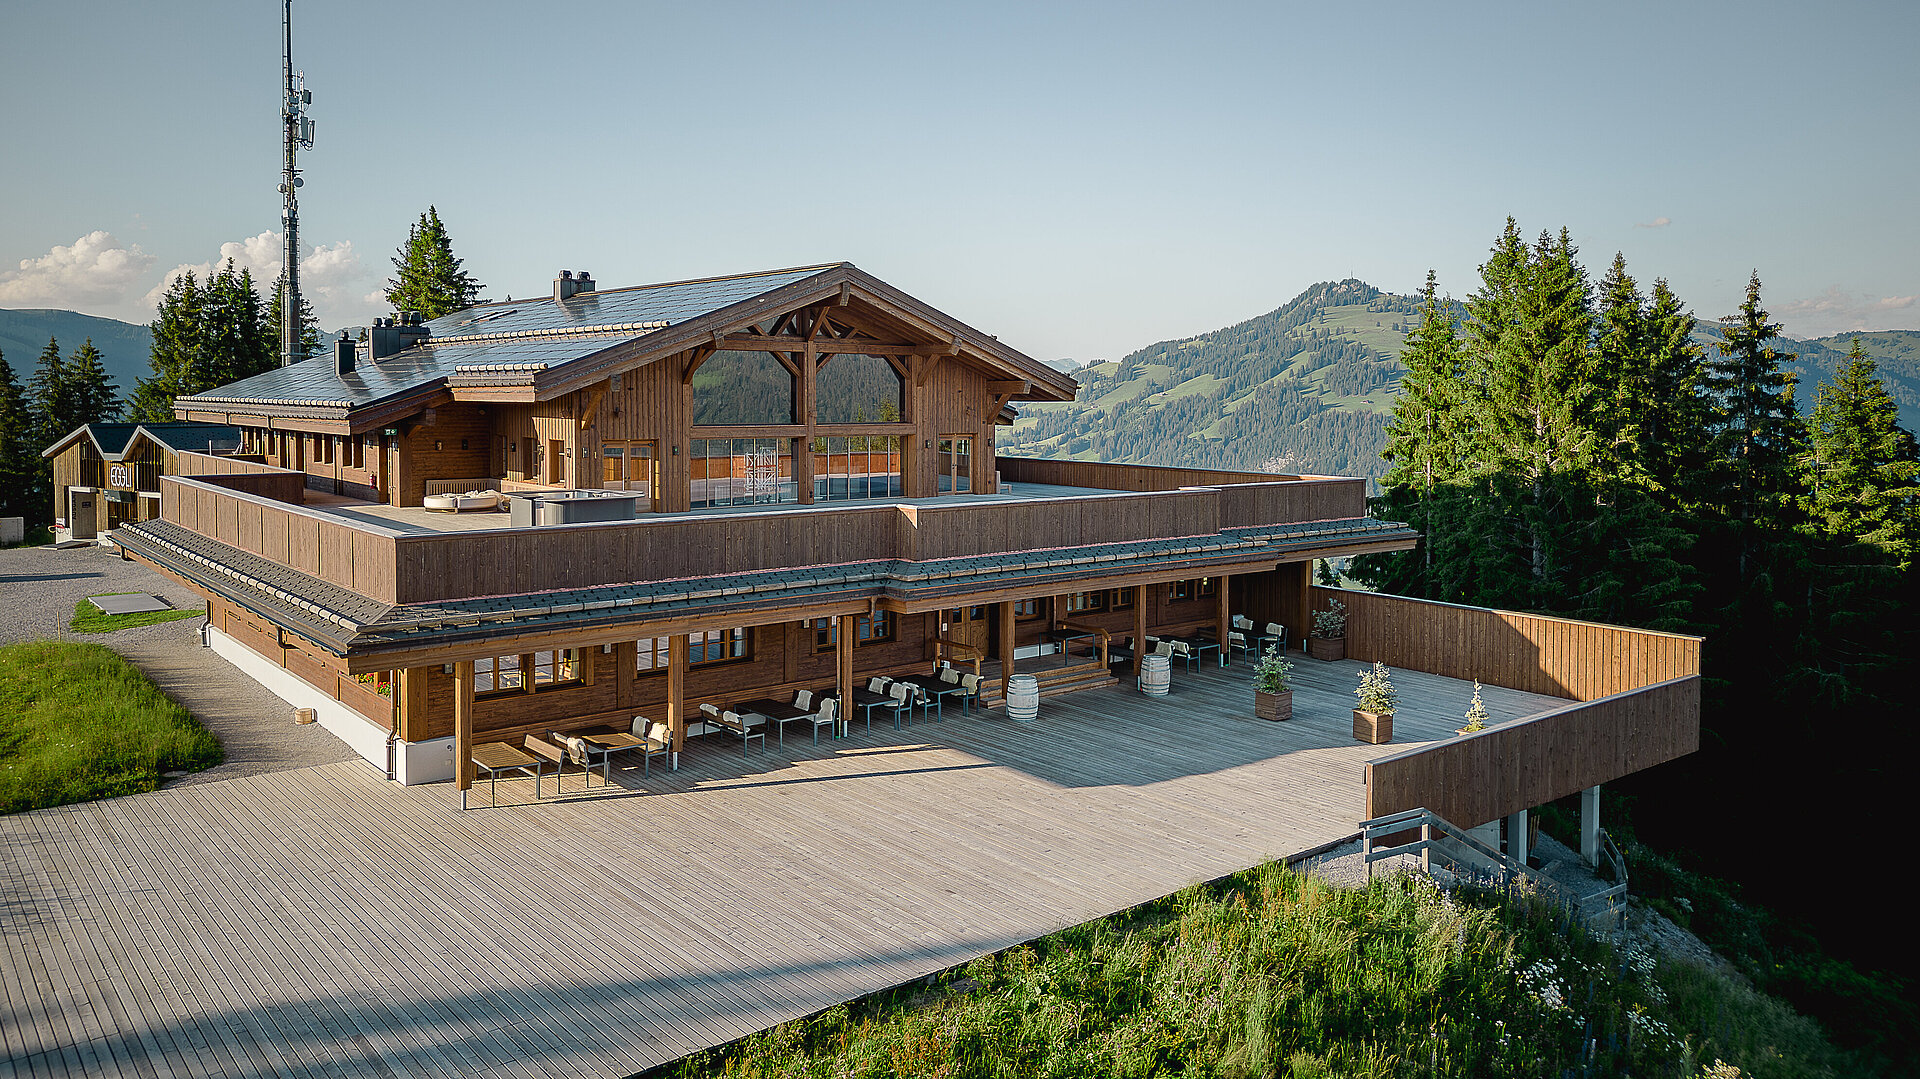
[
  {"x1": 1006, "y1": 675, "x2": 1040, "y2": 721},
  {"x1": 1140, "y1": 654, "x2": 1171, "y2": 696}
]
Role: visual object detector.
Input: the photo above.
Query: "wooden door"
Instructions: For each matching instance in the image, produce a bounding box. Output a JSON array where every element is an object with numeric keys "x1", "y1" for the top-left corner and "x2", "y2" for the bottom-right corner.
[{"x1": 942, "y1": 604, "x2": 990, "y2": 658}]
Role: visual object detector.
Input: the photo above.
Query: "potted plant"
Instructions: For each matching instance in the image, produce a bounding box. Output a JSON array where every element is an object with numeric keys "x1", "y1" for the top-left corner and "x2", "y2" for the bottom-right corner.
[
  {"x1": 1252, "y1": 644, "x2": 1293, "y2": 721},
  {"x1": 1307, "y1": 599, "x2": 1347, "y2": 661},
  {"x1": 1457, "y1": 682, "x2": 1489, "y2": 736},
  {"x1": 1352, "y1": 661, "x2": 1396, "y2": 744}
]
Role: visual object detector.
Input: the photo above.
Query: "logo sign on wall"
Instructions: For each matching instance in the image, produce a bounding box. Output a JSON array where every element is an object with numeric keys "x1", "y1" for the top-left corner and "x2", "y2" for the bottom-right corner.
[{"x1": 108, "y1": 463, "x2": 134, "y2": 488}]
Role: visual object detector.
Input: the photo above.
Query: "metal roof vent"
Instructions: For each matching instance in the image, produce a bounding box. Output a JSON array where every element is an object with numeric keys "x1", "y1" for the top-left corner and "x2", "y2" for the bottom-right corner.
[{"x1": 554, "y1": 269, "x2": 595, "y2": 303}]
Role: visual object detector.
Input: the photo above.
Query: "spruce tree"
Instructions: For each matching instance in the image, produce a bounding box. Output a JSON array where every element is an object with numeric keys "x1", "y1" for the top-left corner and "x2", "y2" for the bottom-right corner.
[
  {"x1": 1639, "y1": 278, "x2": 1713, "y2": 508},
  {"x1": 385, "y1": 206, "x2": 483, "y2": 319},
  {"x1": 131, "y1": 261, "x2": 278, "y2": 421},
  {"x1": 1805, "y1": 339, "x2": 1920, "y2": 567},
  {"x1": 0, "y1": 347, "x2": 38, "y2": 524},
  {"x1": 27, "y1": 336, "x2": 75, "y2": 451},
  {"x1": 1371, "y1": 271, "x2": 1475, "y2": 599},
  {"x1": 1591, "y1": 252, "x2": 1648, "y2": 483},
  {"x1": 66, "y1": 338, "x2": 122, "y2": 425},
  {"x1": 1703, "y1": 271, "x2": 1807, "y2": 581},
  {"x1": 130, "y1": 271, "x2": 203, "y2": 422}
]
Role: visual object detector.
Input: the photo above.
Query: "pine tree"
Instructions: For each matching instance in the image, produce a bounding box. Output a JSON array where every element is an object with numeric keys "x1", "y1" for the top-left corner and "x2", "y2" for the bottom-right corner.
[
  {"x1": 1703, "y1": 271, "x2": 1807, "y2": 582},
  {"x1": 1805, "y1": 339, "x2": 1920, "y2": 567},
  {"x1": 385, "y1": 206, "x2": 483, "y2": 319},
  {"x1": 66, "y1": 339, "x2": 122, "y2": 425},
  {"x1": 267, "y1": 272, "x2": 322, "y2": 363}
]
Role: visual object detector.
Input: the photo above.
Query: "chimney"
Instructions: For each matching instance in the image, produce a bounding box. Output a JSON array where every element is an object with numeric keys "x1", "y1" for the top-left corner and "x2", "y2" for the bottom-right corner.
[
  {"x1": 333, "y1": 332, "x2": 356, "y2": 376},
  {"x1": 397, "y1": 309, "x2": 430, "y2": 348},
  {"x1": 368, "y1": 317, "x2": 401, "y2": 360},
  {"x1": 554, "y1": 269, "x2": 595, "y2": 303}
]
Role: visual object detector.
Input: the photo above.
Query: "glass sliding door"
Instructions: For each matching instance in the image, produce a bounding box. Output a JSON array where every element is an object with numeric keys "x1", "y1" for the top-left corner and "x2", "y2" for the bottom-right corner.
[
  {"x1": 601, "y1": 441, "x2": 659, "y2": 508},
  {"x1": 812, "y1": 435, "x2": 903, "y2": 502},
  {"x1": 690, "y1": 437, "x2": 798, "y2": 508}
]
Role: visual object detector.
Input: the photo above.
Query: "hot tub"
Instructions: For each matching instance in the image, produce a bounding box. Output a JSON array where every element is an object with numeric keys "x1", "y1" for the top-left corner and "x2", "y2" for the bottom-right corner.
[{"x1": 507, "y1": 490, "x2": 647, "y2": 526}]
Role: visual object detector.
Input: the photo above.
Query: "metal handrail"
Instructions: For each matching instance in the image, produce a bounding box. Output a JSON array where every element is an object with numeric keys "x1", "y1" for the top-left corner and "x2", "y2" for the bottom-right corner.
[{"x1": 1360, "y1": 806, "x2": 1631, "y2": 931}]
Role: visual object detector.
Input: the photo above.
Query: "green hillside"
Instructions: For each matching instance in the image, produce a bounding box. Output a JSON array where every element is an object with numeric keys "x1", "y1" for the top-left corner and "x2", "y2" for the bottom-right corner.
[
  {"x1": 1002, "y1": 283, "x2": 1920, "y2": 480},
  {"x1": 0, "y1": 308, "x2": 152, "y2": 399},
  {"x1": 1004, "y1": 280, "x2": 1419, "y2": 478}
]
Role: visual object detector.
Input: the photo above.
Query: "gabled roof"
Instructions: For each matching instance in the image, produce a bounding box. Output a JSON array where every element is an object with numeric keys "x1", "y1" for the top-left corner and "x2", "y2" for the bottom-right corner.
[
  {"x1": 171, "y1": 262, "x2": 1078, "y2": 419},
  {"x1": 41, "y1": 421, "x2": 245, "y2": 461},
  {"x1": 41, "y1": 422, "x2": 141, "y2": 459}
]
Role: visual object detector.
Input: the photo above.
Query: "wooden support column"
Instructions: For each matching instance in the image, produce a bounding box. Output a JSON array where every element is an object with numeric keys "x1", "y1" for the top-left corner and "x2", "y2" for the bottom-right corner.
[
  {"x1": 1133, "y1": 591, "x2": 1147, "y2": 677},
  {"x1": 454, "y1": 660, "x2": 474, "y2": 803},
  {"x1": 998, "y1": 600, "x2": 1016, "y2": 700},
  {"x1": 667, "y1": 633, "x2": 688, "y2": 767},
  {"x1": 614, "y1": 642, "x2": 635, "y2": 711},
  {"x1": 1286, "y1": 560, "x2": 1311, "y2": 653},
  {"x1": 836, "y1": 614, "x2": 854, "y2": 726},
  {"x1": 798, "y1": 344, "x2": 817, "y2": 504},
  {"x1": 398, "y1": 666, "x2": 429, "y2": 742},
  {"x1": 1215, "y1": 573, "x2": 1232, "y2": 667}
]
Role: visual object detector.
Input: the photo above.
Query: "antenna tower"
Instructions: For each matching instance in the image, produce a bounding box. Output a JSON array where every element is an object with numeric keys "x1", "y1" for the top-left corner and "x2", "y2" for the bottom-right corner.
[{"x1": 279, "y1": 0, "x2": 315, "y2": 366}]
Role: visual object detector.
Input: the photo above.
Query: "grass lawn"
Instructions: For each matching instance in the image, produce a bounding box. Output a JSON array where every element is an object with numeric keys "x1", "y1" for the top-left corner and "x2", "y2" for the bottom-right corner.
[
  {"x1": 0, "y1": 640, "x2": 222, "y2": 814},
  {"x1": 71, "y1": 592, "x2": 204, "y2": 633}
]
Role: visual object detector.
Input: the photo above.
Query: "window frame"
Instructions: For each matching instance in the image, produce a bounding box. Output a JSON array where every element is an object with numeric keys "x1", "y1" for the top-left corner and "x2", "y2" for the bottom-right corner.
[{"x1": 812, "y1": 612, "x2": 895, "y2": 652}]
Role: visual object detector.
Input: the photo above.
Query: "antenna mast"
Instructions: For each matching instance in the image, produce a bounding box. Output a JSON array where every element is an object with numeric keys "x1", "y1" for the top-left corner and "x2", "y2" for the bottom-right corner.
[{"x1": 279, "y1": 0, "x2": 315, "y2": 366}]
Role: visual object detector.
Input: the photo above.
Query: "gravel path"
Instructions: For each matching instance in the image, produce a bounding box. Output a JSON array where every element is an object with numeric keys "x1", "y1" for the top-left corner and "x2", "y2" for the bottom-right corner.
[{"x1": 0, "y1": 543, "x2": 357, "y2": 785}]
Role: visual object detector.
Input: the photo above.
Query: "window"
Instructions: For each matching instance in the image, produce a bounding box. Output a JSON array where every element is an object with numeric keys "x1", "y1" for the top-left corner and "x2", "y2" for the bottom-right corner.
[
  {"x1": 816, "y1": 353, "x2": 905, "y2": 424},
  {"x1": 813, "y1": 612, "x2": 893, "y2": 651},
  {"x1": 812, "y1": 435, "x2": 903, "y2": 501},
  {"x1": 1064, "y1": 592, "x2": 1106, "y2": 613},
  {"x1": 691, "y1": 437, "x2": 798, "y2": 507},
  {"x1": 474, "y1": 650, "x2": 581, "y2": 696},
  {"x1": 1169, "y1": 578, "x2": 1215, "y2": 603},
  {"x1": 692, "y1": 350, "x2": 796, "y2": 425},
  {"x1": 474, "y1": 655, "x2": 522, "y2": 696},
  {"x1": 1111, "y1": 588, "x2": 1136, "y2": 610},
  {"x1": 938, "y1": 436, "x2": 973, "y2": 493},
  {"x1": 635, "y1": 629, "x2": 750, "y2": 673},
  {"x1": 1013, "y1": 598, "x2": 1041, "y2": 619}
]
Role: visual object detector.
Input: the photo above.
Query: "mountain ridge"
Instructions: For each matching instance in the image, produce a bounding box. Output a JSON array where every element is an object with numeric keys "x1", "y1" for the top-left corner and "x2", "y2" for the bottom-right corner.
[{"x1": 1007, "y1": 283, "x2": 1920, "y2": 478}]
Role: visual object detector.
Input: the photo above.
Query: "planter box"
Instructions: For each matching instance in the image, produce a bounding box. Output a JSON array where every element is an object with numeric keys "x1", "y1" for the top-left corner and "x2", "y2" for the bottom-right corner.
[
  {"x1": 1352, "y1": 708, "x2": 1393, "y2": 744},
  {"x1": 1307, "y1": 637, "x2": 1346, "y2": 662},
  {"x1": 1254, "y1": 689, "x2": 1292, "y2": 722}
]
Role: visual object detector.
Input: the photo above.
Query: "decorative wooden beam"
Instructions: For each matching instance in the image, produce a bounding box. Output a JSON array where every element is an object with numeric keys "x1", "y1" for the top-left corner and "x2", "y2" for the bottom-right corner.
[
  {"x1": 721, "y1": 334, "x2": 928, "y2": 354},
  {"x1": 681, "y1": 345, "x2": 718, "y2": 385},
  {"x1": 577, "y1": 387, "x2": 606, "y2": 432},
  {"x1": 986, "y1": 380, "x2": 1031, "y2": 395},
  {"x1": 913, "y1": 354, "x2": 933, "y2": 388},
  {"x1": 838, "y1": 281, "x2": 852, "y2": 306}
]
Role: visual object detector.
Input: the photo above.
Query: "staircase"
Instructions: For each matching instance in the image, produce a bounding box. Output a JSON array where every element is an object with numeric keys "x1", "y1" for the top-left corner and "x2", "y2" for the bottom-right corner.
[{"x1": 1359, "y1": 807, "x2": 1629, "y2": 932}]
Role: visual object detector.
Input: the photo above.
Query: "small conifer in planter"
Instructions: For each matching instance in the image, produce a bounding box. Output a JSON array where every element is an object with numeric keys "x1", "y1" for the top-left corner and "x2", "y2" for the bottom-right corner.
[
  {"x1": 1252, "y1": 644, "x2": 1293, "y2": 721},
  {"x1": 1308, "y1": 599, "x2": 1346, "y2": 661},
  {"x1": 1352, "y1": 661, "x2": 1396, "y2": 744}
]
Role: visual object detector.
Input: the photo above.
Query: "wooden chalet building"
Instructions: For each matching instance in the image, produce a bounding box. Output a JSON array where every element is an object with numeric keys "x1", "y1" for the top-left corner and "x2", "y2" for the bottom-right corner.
[
  {"x1": 114, "y1": 261, "x2": 1698, "y2": 833},
  {"x1": 43, "y1": 421, "x2": 247, "y2": 542}
]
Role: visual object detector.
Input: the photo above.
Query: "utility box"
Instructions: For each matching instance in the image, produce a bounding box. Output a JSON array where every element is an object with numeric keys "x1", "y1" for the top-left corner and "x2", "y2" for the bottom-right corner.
[{"x1": 0, "y1": 517, "x2": 22, "y2": 545}]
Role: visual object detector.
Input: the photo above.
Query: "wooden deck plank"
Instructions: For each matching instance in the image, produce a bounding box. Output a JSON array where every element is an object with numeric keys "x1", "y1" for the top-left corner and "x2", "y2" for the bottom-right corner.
[{"x1": 1, "y1": 655, "x2": 1567, "y2": 1079}]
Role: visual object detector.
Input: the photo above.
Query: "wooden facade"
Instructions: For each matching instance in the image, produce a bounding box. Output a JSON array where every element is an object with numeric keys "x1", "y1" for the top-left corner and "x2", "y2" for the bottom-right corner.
[{"x1": 41, "y1": 424, "x2": 254, "y2": 541}]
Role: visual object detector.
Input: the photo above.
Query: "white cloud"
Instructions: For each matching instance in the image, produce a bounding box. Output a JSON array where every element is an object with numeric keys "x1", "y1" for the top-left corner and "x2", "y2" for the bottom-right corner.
[
  {"x1": 141, "y1": 233, "x2": 380, "y2": 330},
  {"x1": 0, "y1": 231, "x2": 156, "y2": 310},
  {"x1": 1634, "y1": 216, "x2": 1672, "y2": 229},
  {"x1": 1776, "y1": 286, "x2": 1920, "y2": 338}
]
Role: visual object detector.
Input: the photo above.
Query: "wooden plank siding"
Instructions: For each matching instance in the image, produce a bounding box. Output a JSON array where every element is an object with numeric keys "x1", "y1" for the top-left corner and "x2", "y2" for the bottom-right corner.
[
  {"x1": 1364, "y1": 676, "x2": 1702, "y2": 827},
  {"x1": 998, "y1": 457, "x2": 1366, "y2": 526},
  {"x1": 157, "y1": 476, "x2": 401, "y2": 603},
  {"x1": 215, "y1": 600, "x2": 394, "y2": 725},
  {"x1": 1309, "y1": 586, "x2": 1702, "y2": 702},
  {"x1": 173, "y1": 451, "x2": 310, "y2": 504}
]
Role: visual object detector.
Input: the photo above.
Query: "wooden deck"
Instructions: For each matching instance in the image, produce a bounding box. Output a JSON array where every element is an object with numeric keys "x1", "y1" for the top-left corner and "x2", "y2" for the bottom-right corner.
[{"x1": 0, "y1": 657, "x2": 1563, "y2": 1079}]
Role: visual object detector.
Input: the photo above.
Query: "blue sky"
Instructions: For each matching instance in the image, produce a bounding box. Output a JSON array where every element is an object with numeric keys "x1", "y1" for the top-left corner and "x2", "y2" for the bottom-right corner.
[{"x1": 2, "y1": 1, "x2": 1915, "y2": 360}]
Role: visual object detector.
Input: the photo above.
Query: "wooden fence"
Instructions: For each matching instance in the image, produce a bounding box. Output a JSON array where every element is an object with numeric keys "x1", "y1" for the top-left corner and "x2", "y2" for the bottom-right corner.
[
  {"x1": 174, "y1": 451, "x2": 307, "y2": 504},
  {"x1": 1364, "y1": 676, "x2": 1702, "y2": 826},
  {"x1": 1310, "y1": 586, "x2": 1702, "y2": 702},
  {"x1": 997, "y1": 457, "x2": 1368, "y2": 526}
]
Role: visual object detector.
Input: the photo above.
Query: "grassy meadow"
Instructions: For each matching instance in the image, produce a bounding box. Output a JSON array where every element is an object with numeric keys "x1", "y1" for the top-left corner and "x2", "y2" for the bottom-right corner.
[{"x1": 664, "y1": 864, "x2": 1853, "y2": 1079}]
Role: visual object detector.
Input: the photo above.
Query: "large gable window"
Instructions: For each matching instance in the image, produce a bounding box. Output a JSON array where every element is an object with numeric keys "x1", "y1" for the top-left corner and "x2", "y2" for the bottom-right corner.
[
  {"x1": 816, "y1": 353, "x2": 905, "y2": 424},
  {"x1": 691, "y1": 350, "x2": 795, "y2": 425}
]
